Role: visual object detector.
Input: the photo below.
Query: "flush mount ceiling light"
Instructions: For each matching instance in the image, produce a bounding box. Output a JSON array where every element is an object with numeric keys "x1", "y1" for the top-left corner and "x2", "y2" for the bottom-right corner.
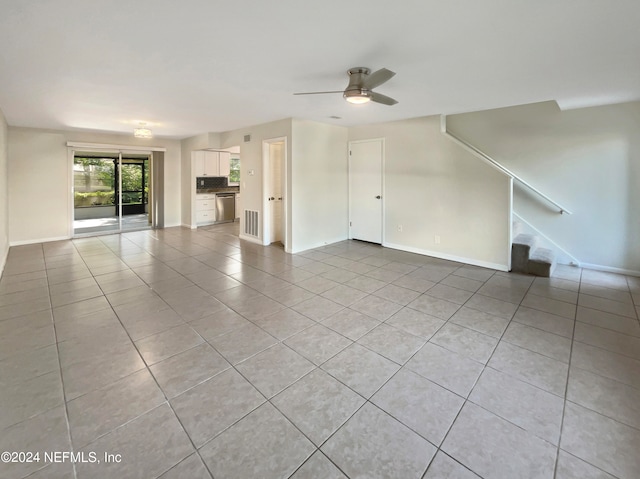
[
  {"x1": 134, "y1": 122, "x2": 153, "y2": 138},
  {"x1": 343, "y1": 89, "x2": 372, "y2": 104}
]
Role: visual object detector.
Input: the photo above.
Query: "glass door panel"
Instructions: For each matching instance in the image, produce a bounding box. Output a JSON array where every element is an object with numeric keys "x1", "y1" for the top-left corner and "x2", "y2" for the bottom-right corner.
[
  {"x1": 73, "y1": 151, "x2": 152, "y2": 236},
  {"x1": 73, "y1": 155, "x2": 119, "y2": 235},
  {"x1": 119, "y1": 157, "x2": 150, "y2": 231}
]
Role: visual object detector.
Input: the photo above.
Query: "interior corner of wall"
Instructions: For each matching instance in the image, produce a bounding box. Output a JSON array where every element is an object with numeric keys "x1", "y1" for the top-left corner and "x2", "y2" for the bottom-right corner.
[{"x1": 0, "y1": 242, "x2": 8, "y2": 278}]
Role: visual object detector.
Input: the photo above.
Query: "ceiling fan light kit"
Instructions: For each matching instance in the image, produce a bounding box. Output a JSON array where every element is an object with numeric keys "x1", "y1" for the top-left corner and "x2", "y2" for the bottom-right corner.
[
  {"x1": 344, "y1": 89, "x2": 372, "y2": 104},
  {"x1": 295, "y1": 66, "x2": 398, "y2": 106}
]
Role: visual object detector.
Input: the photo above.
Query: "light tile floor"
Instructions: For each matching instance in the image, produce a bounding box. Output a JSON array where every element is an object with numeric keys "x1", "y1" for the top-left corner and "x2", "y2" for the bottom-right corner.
[{"x1": 1, "y1": 223, "x2": 639, "y2": 479}]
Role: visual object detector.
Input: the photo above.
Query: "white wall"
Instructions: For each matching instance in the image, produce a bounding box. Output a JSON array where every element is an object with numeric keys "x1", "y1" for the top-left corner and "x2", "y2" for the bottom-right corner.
[
  {"x1": 290, "y1": 120, "x2": 349, "y2": 253},
  {"x1": 447, "y1": 101, "x2": 640, "y2": 273},
  {"x1": 349, "y1": 116, "x2": 512, "y2": 270},
  {"x1": 219, "y1": 118, "x2": 293, "y2": 246},
  {"x1": 8, "y1": 127, "x2": 182, "y2": 245},
  {"x1": 0, "y1": 108, "x2": 8, "y2": 274}
]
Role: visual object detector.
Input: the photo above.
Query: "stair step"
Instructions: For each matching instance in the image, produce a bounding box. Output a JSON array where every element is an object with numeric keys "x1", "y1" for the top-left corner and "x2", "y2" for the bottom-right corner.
[
  {"x1": 528, "y1": 248, "x2": 556, "y2": 278},
  {"x1": 511, "y1": 234, "x2": 538, "y2": 273},
  {"x1": 511, "y1": 233, "x2": 556, "y2": 277}
]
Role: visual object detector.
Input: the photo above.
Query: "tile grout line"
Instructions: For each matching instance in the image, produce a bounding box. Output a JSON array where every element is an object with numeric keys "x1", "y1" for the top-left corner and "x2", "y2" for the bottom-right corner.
[
  {"x1": 398, "y1": 265, "x2": 500, "y2": 479},
  {"x1": 551, "y1": 269, "x2": 639, "y2": 477},
  {"x1": 133, "y1": 235, "x2": 347, "y2": 475},
  {"x1": 296, "y1": 263, "x2": 506, "y2": 478},
  {"x1": 552, "y1": 266, "x2": 582, "y2": 479},
  {"x1": 187, "y1": 246, "x2": 451, "y2": 478},
  {"x1": 8, "y1": 232, "x2": 639, "y2": 479},
  {"x1": 94, "y1": 243, "x2": 218, "y2": 479},
  {"x1": 48, "y1": 242, "x2": 79, "y2": 479},
  {"x1": 68, "y1": 234, "x2": 214, "y2": 478},
  {"x1": 427, "y1": 269, "x2": 549, "y2": 478}
]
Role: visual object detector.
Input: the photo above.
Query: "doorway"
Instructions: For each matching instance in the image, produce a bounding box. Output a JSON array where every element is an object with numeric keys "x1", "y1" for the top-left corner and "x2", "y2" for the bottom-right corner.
[
  {"x1": 262, "y1": 137, "x2": 287, "y2": 249},
  {"x1": 72, "y1": 150, "x2": 152, "y2": 236},
  {"x1": 349, "y1": 139, "x2": 384, "y2": 244}
]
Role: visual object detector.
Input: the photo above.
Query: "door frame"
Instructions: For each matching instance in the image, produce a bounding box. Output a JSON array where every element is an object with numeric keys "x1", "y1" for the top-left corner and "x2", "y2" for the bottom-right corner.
[
  {"x1": 68, "y1": 145, "x2": 157, "y2": 237},
  {"x1": 348, "y1": 138, "x2": 385, "y2": 244},
  {"x1": 262, "y1": 136, "x2": 288, "y2": 250}
]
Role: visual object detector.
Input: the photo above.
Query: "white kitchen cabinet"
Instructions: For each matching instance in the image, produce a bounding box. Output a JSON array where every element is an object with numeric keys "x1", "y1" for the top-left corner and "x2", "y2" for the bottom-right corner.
[
  {"x1": 196, "y1": 194, "x2": 216, "y2": 225},
  {"x1": 218, "y1": 151, "x2": 231, "y2": 176},
  {"x1": 193, "y1": 151, "x2": 230, "y2": 177}
]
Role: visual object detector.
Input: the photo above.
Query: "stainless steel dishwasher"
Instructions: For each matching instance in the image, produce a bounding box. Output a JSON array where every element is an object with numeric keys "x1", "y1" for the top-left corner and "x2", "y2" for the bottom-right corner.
[{"x1": 215, "y1": 193, "x2": 236, "y2": 223}]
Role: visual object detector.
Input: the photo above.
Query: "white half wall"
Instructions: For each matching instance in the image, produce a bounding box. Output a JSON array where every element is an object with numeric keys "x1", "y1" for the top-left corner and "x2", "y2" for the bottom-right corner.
[
  {"x1": 290, "y1": 120, "x2": 349, "y2": 253},
  {"x1": 349, "y1": 116, "x2": 512, "y2": 270},
  {"x1": 447, "y1": 100, "x2": 640, "y2": 272},
  {"x1": 0, "y1": 108, "x2": 8, "y2": 274},
  {"x1": 8, "y1": 127, "x2": 182, "y2": 245}
]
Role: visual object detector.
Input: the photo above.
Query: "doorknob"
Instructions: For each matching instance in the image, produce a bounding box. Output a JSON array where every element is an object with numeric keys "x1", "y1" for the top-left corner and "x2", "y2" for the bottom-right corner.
[{"x1": 375, "y1": 195, "x2": 381, "y2": 199}]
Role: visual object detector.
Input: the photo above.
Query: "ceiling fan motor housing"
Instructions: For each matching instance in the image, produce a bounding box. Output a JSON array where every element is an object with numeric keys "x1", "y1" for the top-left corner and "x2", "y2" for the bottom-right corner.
[
  {"x1": 344, "y1": 68, "x2": 373, "y2": 102},
  {"x1": 346, "y1": 67, "x2": 371, "y2": 90}
]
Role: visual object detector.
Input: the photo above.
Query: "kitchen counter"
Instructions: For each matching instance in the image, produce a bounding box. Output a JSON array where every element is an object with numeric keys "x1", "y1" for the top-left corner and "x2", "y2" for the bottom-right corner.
[{"x1": 196, "y1": 187, "x2": 240, "y2": 194}]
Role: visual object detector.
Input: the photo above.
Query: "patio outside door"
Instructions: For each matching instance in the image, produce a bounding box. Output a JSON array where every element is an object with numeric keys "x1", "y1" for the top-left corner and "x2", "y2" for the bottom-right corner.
[{"x1": 72, "y1": 151, "x2": 151, "y2": 236}]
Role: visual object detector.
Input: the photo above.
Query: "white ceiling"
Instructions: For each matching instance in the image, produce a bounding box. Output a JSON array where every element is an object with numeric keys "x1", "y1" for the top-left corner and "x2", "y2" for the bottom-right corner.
[{"x1": 0, "y1": 0, "x2": 638, "y2": 139}]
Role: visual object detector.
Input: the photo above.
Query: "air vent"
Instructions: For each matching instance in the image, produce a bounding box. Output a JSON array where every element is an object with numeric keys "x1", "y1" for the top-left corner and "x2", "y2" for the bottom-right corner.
[
  {"x1": 244, "y1": 134, "x2": 251, "y2": 143},
  {"x1": 244, "y1": 210, "x2": 259, "y2": 237}
]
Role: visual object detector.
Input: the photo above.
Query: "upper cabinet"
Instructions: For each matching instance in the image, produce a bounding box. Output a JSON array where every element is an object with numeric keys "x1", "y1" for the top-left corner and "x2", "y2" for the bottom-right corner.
[
  {"x1": 193, "y1": 151, "x2": 231, "y2": 177},
  {"x1": 218, "y1": 151, "x2": 231, "y2": 176}
]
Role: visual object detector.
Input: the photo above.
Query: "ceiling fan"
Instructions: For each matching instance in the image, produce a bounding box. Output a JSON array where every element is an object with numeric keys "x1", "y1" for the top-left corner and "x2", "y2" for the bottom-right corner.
[{"x1": 294, "y1": 67, "x2": 398, "y2": 105}]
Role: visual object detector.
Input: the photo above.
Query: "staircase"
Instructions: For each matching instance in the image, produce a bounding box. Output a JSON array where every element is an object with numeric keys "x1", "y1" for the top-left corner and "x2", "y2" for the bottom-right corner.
[
  {"x1": 440, "y1": 116, "x2": 572, "y2": 278},
  {"x1": 511, "y1": 233, "x2": 556, "y2": 277}
]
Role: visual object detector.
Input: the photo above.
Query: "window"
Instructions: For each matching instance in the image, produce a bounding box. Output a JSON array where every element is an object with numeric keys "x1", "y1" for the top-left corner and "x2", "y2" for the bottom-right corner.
[{"x1": 229, "y1": 157, "x2": 240, "y2": 184}]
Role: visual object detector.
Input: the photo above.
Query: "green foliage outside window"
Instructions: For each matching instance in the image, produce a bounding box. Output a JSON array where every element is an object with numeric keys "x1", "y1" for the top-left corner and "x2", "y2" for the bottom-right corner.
[
  {"x1": 229, "y1": 158, "x2": 240, "y2": 183},
  {"x1": 73, "y1": 157, "x2": 149, "y2": 207}
]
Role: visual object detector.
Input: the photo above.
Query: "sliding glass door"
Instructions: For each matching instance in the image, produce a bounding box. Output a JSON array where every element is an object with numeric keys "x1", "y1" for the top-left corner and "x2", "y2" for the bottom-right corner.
[{"x1": 73, "y1": 150, "x2": 151, "y2": 236}]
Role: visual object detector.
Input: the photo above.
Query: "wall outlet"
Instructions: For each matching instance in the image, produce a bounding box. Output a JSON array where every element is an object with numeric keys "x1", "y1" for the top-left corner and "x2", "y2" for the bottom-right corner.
[
  {"x1": 397, "y1": 225, "x2": 403, "y2": 232},
  {"x1": 434, "y1": 235, "x2": 441, "y2": 244}
]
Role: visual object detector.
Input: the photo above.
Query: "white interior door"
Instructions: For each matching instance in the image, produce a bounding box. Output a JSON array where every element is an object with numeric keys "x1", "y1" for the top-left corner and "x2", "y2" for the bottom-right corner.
[
  {"x1": 268, "y1": 142, "x2": 284, "y2": 243},
  {"x1": 349, "y1": 139, "x2": 383, "y2": 243}
]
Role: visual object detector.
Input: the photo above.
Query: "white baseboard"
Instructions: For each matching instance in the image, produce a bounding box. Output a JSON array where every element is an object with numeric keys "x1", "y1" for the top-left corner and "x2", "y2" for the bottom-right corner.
[
  {"x1": 239, "y1": 233, "x2": 263, "y2": 245},
  {"x1": 9, "y1": 235, "x2": 71, "y2": 247},
  {"x1": 289, "y1": 236, "x2": 349, "y2": 255},
  {"x1": 579, "y1": 262, "x2": 640, "y2": 278},
  {"x1": 383, "y1": 241, "x2": 510, "y2": 272},
  {"x1": 180, "y1": 223, "x2": 197, "y2": 230}
]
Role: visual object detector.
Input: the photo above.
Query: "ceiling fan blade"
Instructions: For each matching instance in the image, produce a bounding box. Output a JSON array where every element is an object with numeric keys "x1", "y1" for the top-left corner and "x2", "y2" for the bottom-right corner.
[
  {"x1": 293, "y1": 91, "x2": 344, "y2": 95},
  {"x1": 362, "y1": 68, "x2": 396, "y2": 89},
  {"x1": 370, "y1": 92, "x2": 398, "y2": 106}
]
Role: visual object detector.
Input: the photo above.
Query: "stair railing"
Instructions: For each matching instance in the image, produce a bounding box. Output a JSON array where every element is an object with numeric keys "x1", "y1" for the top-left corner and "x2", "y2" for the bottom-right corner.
[{"x1": 440, "y1": 115, "x2": 572, "y2": 215}]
